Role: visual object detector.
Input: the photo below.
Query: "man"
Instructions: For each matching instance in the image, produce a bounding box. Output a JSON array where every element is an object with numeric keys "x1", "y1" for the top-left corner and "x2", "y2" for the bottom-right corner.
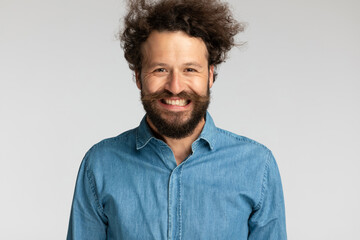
[{"x1": 67, "y1": 0, "x2": 287, "y2": 239}]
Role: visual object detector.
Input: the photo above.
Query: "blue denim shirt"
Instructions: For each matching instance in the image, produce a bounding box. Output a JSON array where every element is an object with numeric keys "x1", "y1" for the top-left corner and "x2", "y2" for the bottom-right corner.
[{"x1": 67, "y1": 112, "x2": 286, "y2": 239}]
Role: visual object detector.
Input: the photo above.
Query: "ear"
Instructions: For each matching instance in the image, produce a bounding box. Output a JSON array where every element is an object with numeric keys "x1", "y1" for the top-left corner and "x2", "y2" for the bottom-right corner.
[
  {"x1": 208, "y1": 65, "x2": 215, "y2": 88},
  {"x1": 135, "y1": 71, "x2": 142, "y2": 90}
]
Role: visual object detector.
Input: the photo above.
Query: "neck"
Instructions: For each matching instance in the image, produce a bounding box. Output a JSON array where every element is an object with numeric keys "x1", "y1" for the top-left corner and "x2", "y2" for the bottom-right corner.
[{"x1": 147, "y1": 117, "x2": 205, "y2": 165}]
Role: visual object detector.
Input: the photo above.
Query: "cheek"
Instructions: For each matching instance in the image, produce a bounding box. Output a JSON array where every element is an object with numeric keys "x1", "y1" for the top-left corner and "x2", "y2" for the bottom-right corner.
[
  {"x1": 189, "y1": 78, "x2": 209, "y2": 95},
  {"x1": 142, "y1": 79, "x2": 164, "y2": 94}
]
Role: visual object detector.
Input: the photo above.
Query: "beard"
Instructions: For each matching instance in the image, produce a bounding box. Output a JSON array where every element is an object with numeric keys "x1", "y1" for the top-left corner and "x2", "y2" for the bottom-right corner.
[{"x1": 141, "y1": 87, "x2": 210, "y2": 139}]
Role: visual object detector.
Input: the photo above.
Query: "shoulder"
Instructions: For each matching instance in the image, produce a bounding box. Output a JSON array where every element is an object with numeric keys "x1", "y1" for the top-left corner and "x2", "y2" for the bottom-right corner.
[
  {"x1": 82, "y1": 128, "x2": 137, "y2": 169},
  {"x1": 211, "y1": 127, "x2": 276, "y2": 171},
  {"x1": 93, "y1": 128, "x2": 136, "y2": 151},
  {"x1": 215, "y1": 127, "x2": 271, "y2": 153}
]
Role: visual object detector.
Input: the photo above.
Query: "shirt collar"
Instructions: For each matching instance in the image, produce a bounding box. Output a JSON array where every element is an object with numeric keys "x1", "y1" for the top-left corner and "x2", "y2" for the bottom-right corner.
[
  {"x1": 198, "y1": 111, "x2": 216, "y2": 150},
  {"x1": 136, "y1": 111, "x2": 217, "y2": 150},
  {"x1": 135, "y1": 115, "x2": 156, "y2": 150}
]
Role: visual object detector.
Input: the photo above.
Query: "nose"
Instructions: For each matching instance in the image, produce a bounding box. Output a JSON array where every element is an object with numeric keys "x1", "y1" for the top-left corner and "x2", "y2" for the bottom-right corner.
[{"x1": 164, "y1": 70, "x2": 185, "y2": 95}]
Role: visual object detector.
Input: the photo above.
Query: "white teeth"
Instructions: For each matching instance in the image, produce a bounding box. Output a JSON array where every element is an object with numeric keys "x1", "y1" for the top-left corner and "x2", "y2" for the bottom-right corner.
[{"x1": 164, "y1": 99, "x2": 187, "y2": 106}]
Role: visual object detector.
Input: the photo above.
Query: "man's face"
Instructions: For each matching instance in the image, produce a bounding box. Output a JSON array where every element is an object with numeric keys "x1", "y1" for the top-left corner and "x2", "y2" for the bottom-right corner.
[{"x1": 137, "y1": 30, "x2": 214, "y2": 139}]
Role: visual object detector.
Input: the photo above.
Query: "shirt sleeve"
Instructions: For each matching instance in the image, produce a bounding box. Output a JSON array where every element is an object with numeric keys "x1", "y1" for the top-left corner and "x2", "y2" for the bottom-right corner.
[
  {"x1": 67, "y1": 151, "x2": 108, "y2": 240},
  {"x1": 248, "y1": 151, "x2": 287, "y2": 240}
]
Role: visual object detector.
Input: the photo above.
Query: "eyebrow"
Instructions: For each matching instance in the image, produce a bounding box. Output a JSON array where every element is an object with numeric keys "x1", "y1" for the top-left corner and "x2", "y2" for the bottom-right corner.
[
  {"x1": 183, "y1": 62, "x2": 204, "y2": 69},
  {"x1": 149, "y1": 62, "x2": 203, "y2": 68},
  {"x1": 146, "y1": 62, "x2": 169, "y2": 69},
  {"x1": 146, "y1": 62, "x2": 204, "y2": 69}
]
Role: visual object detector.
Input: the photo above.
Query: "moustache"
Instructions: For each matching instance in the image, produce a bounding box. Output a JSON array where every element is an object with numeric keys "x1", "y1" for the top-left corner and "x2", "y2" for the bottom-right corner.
[{"x1": 141, "y1": 90, "x2": 209, "y2": 103}]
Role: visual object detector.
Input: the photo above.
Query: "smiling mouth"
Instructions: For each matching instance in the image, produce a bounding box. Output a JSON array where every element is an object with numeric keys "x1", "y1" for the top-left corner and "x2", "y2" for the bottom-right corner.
[{"x1": 161, "y1": 99, "x2": 190, "y2": 107}]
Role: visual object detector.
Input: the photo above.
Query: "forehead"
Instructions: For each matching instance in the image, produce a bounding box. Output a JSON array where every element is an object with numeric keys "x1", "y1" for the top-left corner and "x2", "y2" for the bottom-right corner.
[{"x1": 141, "y1": 30, "x2": 209, "y2": 65}]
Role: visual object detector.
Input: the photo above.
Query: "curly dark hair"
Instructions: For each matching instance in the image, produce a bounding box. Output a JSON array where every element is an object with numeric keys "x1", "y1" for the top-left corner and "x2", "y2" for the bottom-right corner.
[{"x1": 120, "y1": 0, "x2": 244, "y2": 82}]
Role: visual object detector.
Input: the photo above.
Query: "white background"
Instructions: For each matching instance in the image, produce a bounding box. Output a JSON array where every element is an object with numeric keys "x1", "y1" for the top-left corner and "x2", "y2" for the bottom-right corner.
[{"x1": 1, "y1": 0, "x2": 359, "y2": 239}]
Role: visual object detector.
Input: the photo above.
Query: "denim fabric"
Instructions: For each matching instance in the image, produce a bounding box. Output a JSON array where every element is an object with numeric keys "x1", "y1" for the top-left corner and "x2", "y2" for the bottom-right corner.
[{"x1": 67, "y1": 112, "x2": 286, "y2": 239}]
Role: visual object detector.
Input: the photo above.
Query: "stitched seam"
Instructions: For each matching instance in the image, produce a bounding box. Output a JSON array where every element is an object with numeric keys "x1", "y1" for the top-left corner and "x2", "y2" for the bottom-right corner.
[
  {"x1": 168, "y1": 172, "x2": 173, "y2": 240},
  {"x1": 178, "y1": 166, "x2": 183, "y2": 240},
  {"x1": 216, "y1": 128, "x2": 269, "y2": 150},
  {"x1": 254, "y1": 150, "x2": 271, "y2": 210},
  {"x1": 89, "y1": 129, "x2": 134, "y2": 153},
  {"x1": 85, "y1": 163, "x2": 106, "y2": 218}
]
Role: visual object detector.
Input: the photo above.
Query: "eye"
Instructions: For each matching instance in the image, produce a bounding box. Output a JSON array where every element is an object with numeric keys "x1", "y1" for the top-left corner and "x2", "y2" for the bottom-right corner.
[
  {"x1": 154, "y1": 68, "x2": 166, "y2": 73},
  {"x1": 185, "y1": 68, "x2": 197, "y2": 72}
]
